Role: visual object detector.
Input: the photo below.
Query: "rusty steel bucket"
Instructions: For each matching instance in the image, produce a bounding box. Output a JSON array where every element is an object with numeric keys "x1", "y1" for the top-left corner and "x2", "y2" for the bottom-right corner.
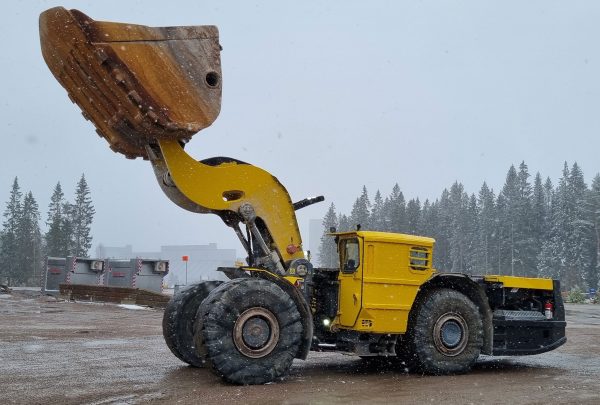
[{"x1": 39, "y1": 7, "x2": 222, "y2": 158}]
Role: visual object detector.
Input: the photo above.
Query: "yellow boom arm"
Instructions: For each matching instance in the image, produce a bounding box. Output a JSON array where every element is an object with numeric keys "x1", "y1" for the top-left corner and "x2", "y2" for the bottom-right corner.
[{"x1": 149, "y1": 139, "x2": 306, "y2": 271}]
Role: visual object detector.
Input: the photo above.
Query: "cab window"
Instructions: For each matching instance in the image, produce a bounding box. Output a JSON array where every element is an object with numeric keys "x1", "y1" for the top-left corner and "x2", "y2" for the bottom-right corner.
[{"x1": 340, "y1": 238, "x2": 360, "y2": 274}]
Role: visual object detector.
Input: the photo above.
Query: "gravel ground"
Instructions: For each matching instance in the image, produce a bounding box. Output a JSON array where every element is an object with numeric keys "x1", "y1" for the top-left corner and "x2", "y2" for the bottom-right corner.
[{"x1": 1, "y1": 291, "x2": 599, "y2": 404}]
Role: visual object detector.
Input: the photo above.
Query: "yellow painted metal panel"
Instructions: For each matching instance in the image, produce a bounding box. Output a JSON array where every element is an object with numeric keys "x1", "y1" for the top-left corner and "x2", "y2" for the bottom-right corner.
[
  {"x1": 283, "y1": 276, "x2": 302, "y2": 286},
  {"x1": 337, "y1": 238, "x2": 363, "y2": 327},
  {"x1": 484, "y1": 275, "x2": 553, "y2": 290},
  {"x1": 359, "y1": 240, "x2": 434, "y2": 333},
  {"x1": 362, "y1": 277, "x2": 424, "y2": 286},
  {"x1": 332, "y1": 231, "x2": 435, "y2": 246},
  {"x1": 158, "y1": 139, "x2": 305, "y2": 263},
  {"x1": 353, "y1": 308, "x2": 410, "y2": 333}
]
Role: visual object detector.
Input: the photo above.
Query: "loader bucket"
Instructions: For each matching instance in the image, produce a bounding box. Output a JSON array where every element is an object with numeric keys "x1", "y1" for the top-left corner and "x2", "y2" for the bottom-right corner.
[{"x1": 39, "y1": 7, "x2": 222, "y2": 159}]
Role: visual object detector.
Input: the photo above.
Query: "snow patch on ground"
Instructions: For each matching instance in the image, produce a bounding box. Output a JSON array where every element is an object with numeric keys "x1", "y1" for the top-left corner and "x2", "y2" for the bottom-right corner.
[
  {"x1": 118, "y1": 304, "x2": 148, "y2": 310},
  {"x1": 82, "y1": 339, "x2": 132, "y2": 348},
  {"x1": 23, "y1": 344, "x2": 45, "y2": 353}
]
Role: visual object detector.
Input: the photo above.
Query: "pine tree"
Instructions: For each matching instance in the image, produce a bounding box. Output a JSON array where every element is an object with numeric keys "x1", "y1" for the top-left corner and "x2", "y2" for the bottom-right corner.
[
  {"x1": 67, "y1": 174, "x2": 95, "y2": 257},
  {"x1": 448, "y1": 182, "x2": 469, "y2": 273},
  {"x1": 435, "y1": 189, "x2": 452, "y2": 271},
  {"x1": 464, "y1": 193, "x2": 480, "y2": 274},
  {"x1": 406, "y1": 198, "x2": 421, "y2": 235},
  {"x1": 419, "y1": 199, "x2": 439, "y2": 248},
  {"x1": 515, "y1": 162, "x2": 536, "y2": 275},
  {"x1": 45, "y1": 182, "x2": 69, "y2": 257},
  {"x1": 540, "y1": 162, "x2": 592, "y2": 289},
  {"x1": 499, "y1": 164, "x2": 519, "y2": 275},
  {"x1": 338, "y1": 214, "x2": 350, "y2": 232},
  {"x1": 567, "y1": 162, "x2": 592, "y2": 288},
  {"x1": 543, "y1": 177, "x2": 554, "y2": 216},
  {"x1": 539, "y1": 163, "x2": 570, "y2": 282},
  {"x1": 370, "y1": 190, "x2": 385, "y2": 231},
  {"x1": 16, "y1": 192, "x2": 42, "y2": 285},
  {"x1": 0, "y1": 178, "x2": 23, "y2": 285},
  {"x1": 477, "y1": 182, "x2": 497, "y2": 275},
  {"x1": 537, "y1": 176, "x2": 556, "y2": 277},
  {"x1": 318, "y1": 203, "x2": 339, "y2": 267},
  {"x1": 531, "y1": 173, "x2": 546, "y2": 274},
  {"x1": 495, "y1": 192, "x2": 508, "y2": 274},
  {"x1": 418, "y1": 199, "x2": 432, "y2": 236},
  {"x1": 381, "y1": 197, "x2": 392, "y2": 232},
  {"x1": 388, "y1": 184, "x2": 407, "y2": 233},
  {"x1": 586, "y1": 174, "x2": 600, "y2": 290},
  {"x1": 497, "y1": 164, "x2": 536, "y2": 276},
  {"x1": 349, "y1": 186, "x2": 371, "y2": 230}
]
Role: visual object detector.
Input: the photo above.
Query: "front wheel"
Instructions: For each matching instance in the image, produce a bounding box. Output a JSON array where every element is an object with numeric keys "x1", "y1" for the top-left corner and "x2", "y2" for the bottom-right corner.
[
  {"x1": 195, "y1": 278, "x2": 303, "y2": 385},
  {"x1": 409, "y1": 289, "x2": 483, "y2": 374},
  {"x1": 162, "y1": 281, "x2": 222, "y2": 367}
]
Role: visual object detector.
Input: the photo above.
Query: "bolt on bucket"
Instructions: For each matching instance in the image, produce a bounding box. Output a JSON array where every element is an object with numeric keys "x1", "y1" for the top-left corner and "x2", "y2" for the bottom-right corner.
[{"x1": 39, "y1": 7, "x2": 222, "y2": 159}]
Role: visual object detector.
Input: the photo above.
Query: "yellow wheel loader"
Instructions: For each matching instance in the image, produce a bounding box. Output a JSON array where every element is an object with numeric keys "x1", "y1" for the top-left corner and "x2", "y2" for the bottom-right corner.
[{"x1": 39, "y1": 7, "x2": 566, "y2": 385}]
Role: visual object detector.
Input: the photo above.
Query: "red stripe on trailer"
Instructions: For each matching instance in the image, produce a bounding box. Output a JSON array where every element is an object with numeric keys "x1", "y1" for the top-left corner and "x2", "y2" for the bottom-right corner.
[
  {"x1": 132, "y1": 258, "x2": 142, "y2": 288},
  {"x1": 66, "y1": 257, "x2": 76, "y2": 285}
]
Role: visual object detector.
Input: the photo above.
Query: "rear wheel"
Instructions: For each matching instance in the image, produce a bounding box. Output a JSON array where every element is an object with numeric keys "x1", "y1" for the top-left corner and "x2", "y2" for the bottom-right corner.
[
  {"x1": 162, "y1": 281, "x2": 222, "y2": 367},
  {"x1": 409, "y1": 289, "x2": 483, "y2": 374},
  {"x1": 195, "y1": 278, "x2": 303, "y2": 385}
]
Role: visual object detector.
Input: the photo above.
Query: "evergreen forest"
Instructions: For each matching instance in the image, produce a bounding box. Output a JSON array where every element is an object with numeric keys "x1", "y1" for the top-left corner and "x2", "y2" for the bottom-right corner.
[
  {"x1": 0, "y1": 175, "x2": 94, "y2": 286},
  {"x1": 319, "y1": 161, "x2": 600, "y2": 292}
]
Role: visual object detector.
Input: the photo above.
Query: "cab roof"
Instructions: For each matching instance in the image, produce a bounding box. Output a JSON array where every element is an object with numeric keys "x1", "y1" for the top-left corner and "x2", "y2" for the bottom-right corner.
[{"x1": 332, "y1": 231, "x2": 435, "y2": 247}]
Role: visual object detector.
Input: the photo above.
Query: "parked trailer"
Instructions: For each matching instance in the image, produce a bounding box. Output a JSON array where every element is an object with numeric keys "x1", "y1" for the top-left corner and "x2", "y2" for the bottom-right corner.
[
  {"x1": 66, "y1": 257, "x2": 105, "y2": 286},
  {"x1": 42, "y1": 257, "x2": 68, "y2": 295},
  {"x1": 42, "y1": 256, "x2": 105, "y2": 294},
  {"x1": 104, "y1": 259, "x2": 169, "y2": 293}
]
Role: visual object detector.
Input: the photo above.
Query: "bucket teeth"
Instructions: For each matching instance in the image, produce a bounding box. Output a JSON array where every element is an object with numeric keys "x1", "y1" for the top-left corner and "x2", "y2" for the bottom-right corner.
[
  {"x1": 127, "y1": 90, "x2": 143, "y2": 106},
  {"x1": 147, "y1": 110, "x2": 159, "y2": 123}
]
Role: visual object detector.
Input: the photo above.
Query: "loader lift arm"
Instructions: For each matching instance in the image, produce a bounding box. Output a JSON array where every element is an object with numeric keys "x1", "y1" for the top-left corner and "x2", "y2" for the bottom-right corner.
[{"x1": 147, "y1": 138, "x2": 313, "y2": 273}]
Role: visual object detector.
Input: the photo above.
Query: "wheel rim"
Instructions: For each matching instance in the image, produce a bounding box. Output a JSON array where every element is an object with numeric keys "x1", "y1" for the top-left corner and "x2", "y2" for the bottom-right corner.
[
  {"x1": 433, "y1": 313, "x2": 469, "y2": 356},
  {"x1": 233, "y1": 307, "x2": 279, "y2": 358}
]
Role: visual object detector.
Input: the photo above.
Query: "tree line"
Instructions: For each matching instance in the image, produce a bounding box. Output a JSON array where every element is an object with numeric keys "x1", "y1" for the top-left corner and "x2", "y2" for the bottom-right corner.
[
  {"x1": 319, "y1": 161, "x2": 600, "y2": 291},
  {"x1": 0, "y1": 175, "x2": 94, "y2": 286}
]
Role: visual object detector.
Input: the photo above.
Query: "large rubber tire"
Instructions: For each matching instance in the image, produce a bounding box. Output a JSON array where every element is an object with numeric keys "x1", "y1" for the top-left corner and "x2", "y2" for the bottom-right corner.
[
  {"x1": 409, "y1": 289, "x2": 483, "y2": 375},
  {"x1": 195, "y1": 278, "x2": 303, "y2": 385},
  {"x1": 162, "y1": 281, "x2": 222, "y2": 367}
]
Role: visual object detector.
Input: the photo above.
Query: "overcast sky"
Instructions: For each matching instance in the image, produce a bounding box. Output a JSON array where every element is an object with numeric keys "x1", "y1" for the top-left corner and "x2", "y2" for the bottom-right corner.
[{"x1": 1, "y1": 1, "x2": 599, "y2": 257}]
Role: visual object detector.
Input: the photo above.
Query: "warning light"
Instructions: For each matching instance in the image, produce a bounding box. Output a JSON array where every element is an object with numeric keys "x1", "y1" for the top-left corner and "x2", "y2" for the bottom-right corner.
[{"x1": 544, "y1": 301, "x2": 553, "y2": 320}]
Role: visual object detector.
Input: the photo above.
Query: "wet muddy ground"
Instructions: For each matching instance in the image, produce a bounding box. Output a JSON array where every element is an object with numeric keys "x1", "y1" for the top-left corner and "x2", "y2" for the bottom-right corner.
[{"x1": 1, "y1": 291, "x2": 599, "y2": 404}]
